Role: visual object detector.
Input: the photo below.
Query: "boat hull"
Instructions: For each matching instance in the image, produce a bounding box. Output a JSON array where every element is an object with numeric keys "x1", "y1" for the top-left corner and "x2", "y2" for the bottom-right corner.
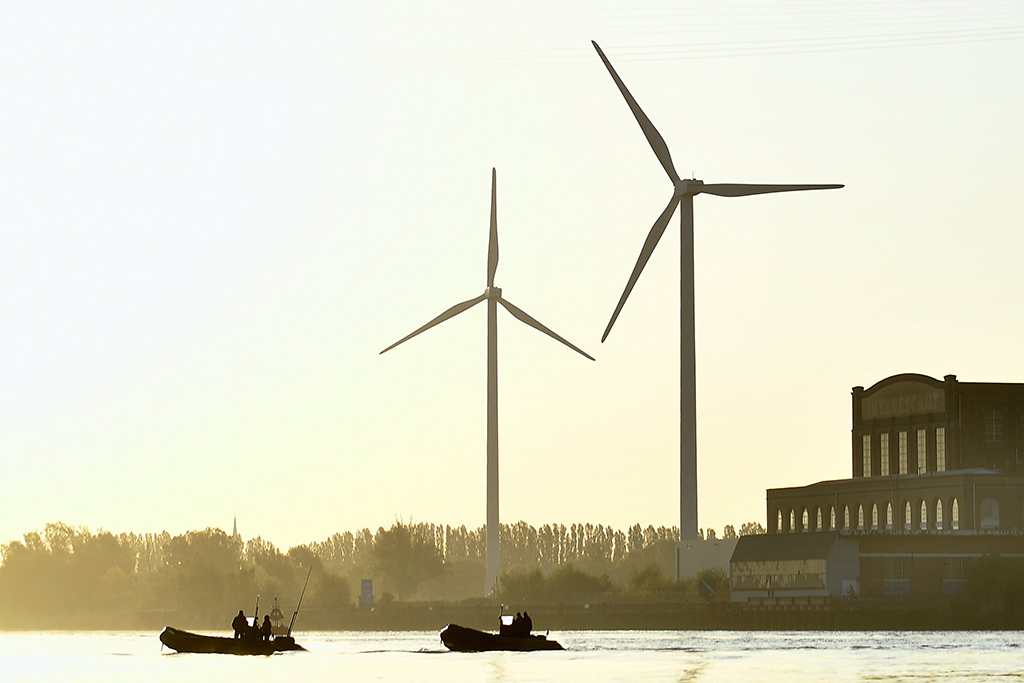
[
  {"x1": 159, "y1": 626, "x2": 305, "y2": 655},
  {"x1": 440, "y1": 623, "x2": 563, "y2": 652}
]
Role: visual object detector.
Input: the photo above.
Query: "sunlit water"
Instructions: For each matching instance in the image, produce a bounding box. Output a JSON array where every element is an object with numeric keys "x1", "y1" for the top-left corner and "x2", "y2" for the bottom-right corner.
[{"x1": 2, "y1": 630, "x2": 1023, "y2": 682}]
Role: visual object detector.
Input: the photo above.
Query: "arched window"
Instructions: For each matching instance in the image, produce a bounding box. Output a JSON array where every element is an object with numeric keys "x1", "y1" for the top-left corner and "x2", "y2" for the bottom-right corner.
[
  {"x1": 952, "y1": 498, "x2": 960, "y2": 530},
  {"x1": 920, "y1": 500, "x2": 928, "y2": 531},
  {"x1": 816, "y1": 508, "x2": 823, "y2": 531},
  {"x1": 886, "y1": 502, "x2": 893, "y2": 530},
  {"x1": 790, "y1": 509, "x2": 796, "y2": 533},
  {"x1": 936, "y1": 499, "x2": 944, "y2": 530},
  {"x1": 777, "y1": 510, "x2": 783, "y2": 532},
  {"x1": 905, "y1": 501, "x2": 912, "y2": 530},
  {"x1": 844, "y1": 506, "x2": 851, "y2": 530},
  {"x1": 830, "y1": 506, "x2": 836, "y2": 530},
  {"x1": 871, "y1": 504, "x2": 879, "y2": 530},
  {"x1": 857, "y1": 504, "x2": 865, "y2": 530},
  {"x1": 802, "y1": 508, "x2": 809, "y2": 532}
]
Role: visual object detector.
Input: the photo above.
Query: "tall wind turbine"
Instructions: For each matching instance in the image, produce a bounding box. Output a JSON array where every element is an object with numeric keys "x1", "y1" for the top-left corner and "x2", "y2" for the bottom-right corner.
[
  {"x1": 591, "y1": 41, "x2": 842, "y2": 546},
  {"x1": 381, "y1": 168, "x2": 594, "y2": 594}
]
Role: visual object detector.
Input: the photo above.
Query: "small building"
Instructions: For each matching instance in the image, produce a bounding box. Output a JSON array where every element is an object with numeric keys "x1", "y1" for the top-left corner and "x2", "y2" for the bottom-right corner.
[
  {"x1": 730, "y1": 533, "x2": 858, "y2": 603},
  {"x1": 731, "y1": 373, "x2": 1024, "y2": 602}
]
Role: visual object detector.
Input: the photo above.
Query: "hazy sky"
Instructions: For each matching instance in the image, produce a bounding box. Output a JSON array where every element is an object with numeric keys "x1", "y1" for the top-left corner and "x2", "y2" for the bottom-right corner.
[{"x1": 2, "y1": 2, "x2": 1023, "y2": 550}]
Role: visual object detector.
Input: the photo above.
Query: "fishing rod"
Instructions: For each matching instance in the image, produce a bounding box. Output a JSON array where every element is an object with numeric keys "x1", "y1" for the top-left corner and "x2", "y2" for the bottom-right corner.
[
  {"x1": 253, "y1": 594, "x2": 260, "y2": 625},
  {"x1": 287, "y1": 566, "x2": 314, "y2": 637}
]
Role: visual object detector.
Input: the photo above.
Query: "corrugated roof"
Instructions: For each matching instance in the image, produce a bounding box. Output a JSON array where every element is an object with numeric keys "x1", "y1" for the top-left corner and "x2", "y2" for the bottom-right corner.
[{"x1": 730, "y1": 532, "x2": 843, "y2": 562}]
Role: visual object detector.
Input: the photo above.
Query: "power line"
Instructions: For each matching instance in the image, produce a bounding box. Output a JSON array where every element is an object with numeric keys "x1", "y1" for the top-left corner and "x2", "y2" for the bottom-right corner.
[{"x1": 266, "y1": 24, "x2": 1024, "y2": 71}]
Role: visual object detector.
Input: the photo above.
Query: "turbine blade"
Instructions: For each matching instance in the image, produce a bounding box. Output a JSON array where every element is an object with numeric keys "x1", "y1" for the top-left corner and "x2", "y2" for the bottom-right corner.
[
  {"x1": 700, "y1": 183, "x2": 844, "y2": 197},
  {"x1": 380, "y1": 293, "x2": 487, "y2": 355},
  {"x1": 592, "y1": 41, "x2": 680, "y2": 185},
  {"x1": 602, "y1": 194, "x2": 681, "y2": 343},
  {"x1": 487, "y1": 168, "x2": 498, "y2": 287},
  {"x1": 497, "y1": 297, "x2": 595, "y2": 361}
]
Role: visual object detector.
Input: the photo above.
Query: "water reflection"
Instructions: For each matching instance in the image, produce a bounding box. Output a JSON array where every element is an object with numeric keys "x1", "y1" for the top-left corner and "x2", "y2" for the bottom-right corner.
[{"x1": 1, "y1": 631, "x2": 1022, "y2": 683}]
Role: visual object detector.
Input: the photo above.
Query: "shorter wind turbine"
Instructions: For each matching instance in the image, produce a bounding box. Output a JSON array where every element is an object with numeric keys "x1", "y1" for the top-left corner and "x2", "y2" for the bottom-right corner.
[{"x1": 381, "y1": 168, "x2": 594, "y2": 594}]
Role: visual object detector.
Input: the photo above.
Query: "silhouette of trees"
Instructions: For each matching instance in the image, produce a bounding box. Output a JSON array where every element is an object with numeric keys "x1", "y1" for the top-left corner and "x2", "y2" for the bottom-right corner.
[
  {"x1": 0, "y1": 517, "x2": 755, "y2": 624},
  {"x1": 696, "y1": 567, "x2": 730, "y2": 600},
  {"x1": 497, "y1": 564, "x2": 616, "y2": 602},
  {"x1": 548, "y1": 564, "x2": 616, "y2": 598},
  {"x1": 371, "y1": 522, "x2": 444, "y2": 600},
  {"x1": 311, "y1": 571, "x2": 351, "y2": 610},
  {"x1": 497, "y1": 567, "x2": 547, "y2": 602},
  {"x1": 0, "y1": 522, "x2": 346, "y2": 627},
  {"x1": 628, "y1": 563, "x2": 679, "y2": 595},
  {"x1": 739, "y1": 521, "x2": 766, "y2": 536},
  {"x1": 0, "y1": 523, "x2": 137, "y2": 619}
]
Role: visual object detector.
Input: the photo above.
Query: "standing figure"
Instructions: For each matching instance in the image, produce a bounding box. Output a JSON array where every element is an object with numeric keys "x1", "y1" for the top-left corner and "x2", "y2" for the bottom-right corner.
[
  {"x1": 231, "y1": 610, "x2": 247, "y2": 639},
  {"x1": 261, "y1": 615, "x2": 273, "y2": 641}
]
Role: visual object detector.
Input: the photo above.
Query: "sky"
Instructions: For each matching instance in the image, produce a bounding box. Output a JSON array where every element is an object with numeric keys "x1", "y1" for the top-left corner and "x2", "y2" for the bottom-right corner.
[{"x1": 2, "y1": 1, "x2": 1023, "y2": 551}]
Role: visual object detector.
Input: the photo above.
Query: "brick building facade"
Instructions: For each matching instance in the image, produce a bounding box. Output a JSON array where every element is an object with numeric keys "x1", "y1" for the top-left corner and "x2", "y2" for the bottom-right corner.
[{"x1": 731, "y1": 374, "x2": 1024, "y2": 602}]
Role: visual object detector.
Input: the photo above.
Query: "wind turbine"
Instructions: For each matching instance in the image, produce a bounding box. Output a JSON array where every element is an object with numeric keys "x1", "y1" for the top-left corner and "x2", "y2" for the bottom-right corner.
[
  {"x1": 380, "y1": 168, "x2": 594, "y2": 594},
  {"x1": 591, "y1": 41, "x2": 842, "y2": 547}
]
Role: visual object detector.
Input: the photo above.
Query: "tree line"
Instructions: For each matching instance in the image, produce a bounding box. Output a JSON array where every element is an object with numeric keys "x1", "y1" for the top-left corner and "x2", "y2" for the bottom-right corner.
[{"x1": 0, "y1": 520, "x2": 765, "y2": 627}]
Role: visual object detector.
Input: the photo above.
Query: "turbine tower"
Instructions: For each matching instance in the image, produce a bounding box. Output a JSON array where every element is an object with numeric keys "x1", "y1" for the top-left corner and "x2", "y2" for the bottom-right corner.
[
  {"x1": 592, "y1": 41, "x2": 842, "y2": 547},
  {"x1": 381, "y1": 168, "x2": 594, "y2": 594}
]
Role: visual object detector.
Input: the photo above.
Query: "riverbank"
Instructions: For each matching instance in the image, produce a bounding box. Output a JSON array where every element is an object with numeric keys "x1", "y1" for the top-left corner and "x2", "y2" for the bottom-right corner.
[{"x1": 8, "y1": 598, "x2": 1022, "y2": 632}]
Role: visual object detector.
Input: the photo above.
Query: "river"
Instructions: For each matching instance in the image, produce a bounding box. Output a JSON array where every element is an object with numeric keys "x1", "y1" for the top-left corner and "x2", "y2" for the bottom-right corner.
[{"x1": 2, "y1": 630, "x2": 1022, "y2": 682}]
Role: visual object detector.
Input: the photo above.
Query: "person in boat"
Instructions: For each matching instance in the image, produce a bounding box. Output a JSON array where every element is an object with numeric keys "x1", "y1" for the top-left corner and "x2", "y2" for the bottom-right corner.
[
  {"x1": 231, "y1": 610, "x2": 247, "y2": 639},
  {"x1": 245, "y1": 614, "x2": 263, "y2": 641},
  {"x1": 511, "y1": 612, "x2": 523, "y2": 637},
  {"x1": 522, "y1": 611, "x2": 533, "y2": 636},
  {"x1": 261, "y1": 615, "x2": 273, "y2": 641},
  {"x1": 498, "y1": 611, "x2": 511, "y2": 636}
]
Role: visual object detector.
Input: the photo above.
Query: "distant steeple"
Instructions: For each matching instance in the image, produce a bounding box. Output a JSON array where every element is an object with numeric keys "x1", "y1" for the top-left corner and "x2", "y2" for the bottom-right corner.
[{"x1": 232, "y1": 512, "x2": 239, "y2": 540}]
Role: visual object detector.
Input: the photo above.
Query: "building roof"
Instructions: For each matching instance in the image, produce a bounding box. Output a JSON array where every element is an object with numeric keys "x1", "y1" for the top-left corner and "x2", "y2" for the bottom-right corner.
[
  {"x1": 768, "y1": 468, "x2": 1010, "y2": 494},
  {"x1": 858, "y1": 373, "x2": 1024, "y2": 393},
  {"x1": 858, "y1": 372, "x2": 945, "y2": 393},
  {"x1": 731, "y1": 532, "x2": 840, "y2": 563}
]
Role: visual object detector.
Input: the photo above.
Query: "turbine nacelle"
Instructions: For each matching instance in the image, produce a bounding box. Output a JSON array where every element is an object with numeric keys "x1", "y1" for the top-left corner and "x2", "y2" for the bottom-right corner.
[
  {"x1": 673, "y1": 179, "x2": 704, "y2": 197},
  {"x1": 485, "y1": 286, "x2": 502, "y2": 300}
]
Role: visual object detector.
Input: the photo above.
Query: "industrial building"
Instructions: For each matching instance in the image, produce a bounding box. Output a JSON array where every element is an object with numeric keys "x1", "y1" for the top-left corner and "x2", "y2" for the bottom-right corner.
[{"x1": 731, "y1": 373, "x2": 1024, "y2": 602}]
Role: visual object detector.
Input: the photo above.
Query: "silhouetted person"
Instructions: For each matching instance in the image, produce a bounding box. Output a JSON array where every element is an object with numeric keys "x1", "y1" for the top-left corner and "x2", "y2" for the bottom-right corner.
[
  {"x1": 246, "y1": 615, "x2": 261, "y2": 641},
  {"x1": 512, "y1": 612, "x2": 523, "y2": 637},
  {"x1": 261, "y1": 615, "x2": 273, "y2": 641},
  {"x1": 231, "y1": 610, "x2": 247, "y2": 639},
  {"x1": 522, "y1": 611, "x2": 533, "y2": 636}
]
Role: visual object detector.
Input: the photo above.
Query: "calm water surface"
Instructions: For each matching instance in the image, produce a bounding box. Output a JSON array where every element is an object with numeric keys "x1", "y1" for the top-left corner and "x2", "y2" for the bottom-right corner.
[{"x1": 2, "y1": 630, "x2": 1022, "y2": 682}]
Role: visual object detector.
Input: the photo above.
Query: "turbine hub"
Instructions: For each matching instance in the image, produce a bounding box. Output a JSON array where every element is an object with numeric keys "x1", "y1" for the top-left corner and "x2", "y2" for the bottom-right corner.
[
  {"x1": 674, "y1": 178, "x2": 704, "y2": 197},
  {"x1": 485, "y1": 287, "x2": 502, "y2": 300}
]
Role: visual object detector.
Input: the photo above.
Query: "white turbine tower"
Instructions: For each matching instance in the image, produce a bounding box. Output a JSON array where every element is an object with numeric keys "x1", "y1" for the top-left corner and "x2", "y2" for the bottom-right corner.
[
  {"x1": 381, "y1": 168, "x2": 594, "y2": 594},
  {"x1": 592, "y1": 41, "x2": 842, "y2": 551}
]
